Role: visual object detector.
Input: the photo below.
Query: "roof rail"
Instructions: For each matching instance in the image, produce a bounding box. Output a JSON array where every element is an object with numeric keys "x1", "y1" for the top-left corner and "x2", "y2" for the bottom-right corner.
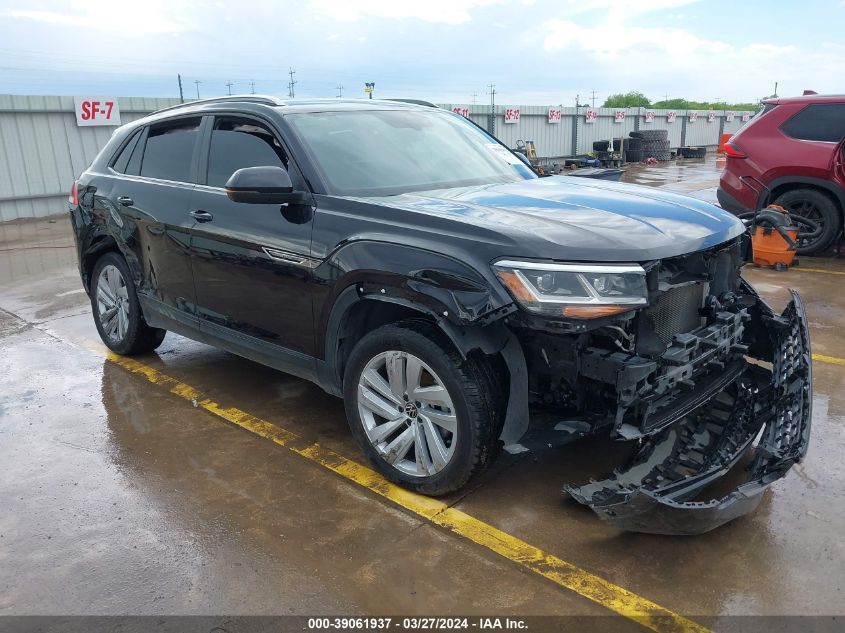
[
  {"x1": 152, "y1": 95, "x2": 285, "y2": 115},
  {"x1": 386, "y1": 99, "x2": 439, "y2": 108}
]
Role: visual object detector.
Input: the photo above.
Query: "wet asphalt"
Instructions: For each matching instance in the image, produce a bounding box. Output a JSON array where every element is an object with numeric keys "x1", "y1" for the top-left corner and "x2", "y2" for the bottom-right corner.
[{"x1": 0, "y1": 155, "x2": 843, "y2": 621}]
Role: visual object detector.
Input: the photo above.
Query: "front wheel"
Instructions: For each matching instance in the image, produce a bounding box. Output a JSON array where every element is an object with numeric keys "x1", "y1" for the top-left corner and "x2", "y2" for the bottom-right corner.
[
  {"x1": 90, "y1": 252, "x2": 166, "y2": 355},
  {"x1": 343, "y1": 321, "x2": 502, "y2": 496}
]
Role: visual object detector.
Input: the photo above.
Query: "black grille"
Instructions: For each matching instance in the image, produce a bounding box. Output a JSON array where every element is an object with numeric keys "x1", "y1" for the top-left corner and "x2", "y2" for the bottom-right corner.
[{"x1": 647, "y1": 283, "x2": 704, "y2": 343}]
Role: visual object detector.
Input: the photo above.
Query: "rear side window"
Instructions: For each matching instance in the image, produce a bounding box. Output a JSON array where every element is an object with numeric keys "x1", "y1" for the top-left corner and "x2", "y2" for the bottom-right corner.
[
  {"x1": 206, "y1": 117, "x2": 287, "y2": 187},
  {"x1": 140, "y1": 118, "x2": 201, "y2": 182},
  {"x1": 111, "y1": 130, "x2": 141, "y2": 174},
  {"x1": 781, "y1": 104, "x2": 845, "y2": 142}
]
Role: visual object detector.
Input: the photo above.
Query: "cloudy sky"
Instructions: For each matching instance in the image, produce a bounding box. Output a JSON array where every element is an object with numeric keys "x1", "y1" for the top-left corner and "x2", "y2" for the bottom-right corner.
[{"x1": 0, "y1": 0, "x2": 842, "y2": 105}]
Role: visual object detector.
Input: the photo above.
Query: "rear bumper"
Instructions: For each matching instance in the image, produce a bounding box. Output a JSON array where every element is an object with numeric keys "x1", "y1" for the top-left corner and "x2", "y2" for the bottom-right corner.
[
  {"x1": 717, "y1": 187, "x2": 751, "y2": 214},
  {"x1": 565, "y1": 290, "x2": 812, "y2": 535}
]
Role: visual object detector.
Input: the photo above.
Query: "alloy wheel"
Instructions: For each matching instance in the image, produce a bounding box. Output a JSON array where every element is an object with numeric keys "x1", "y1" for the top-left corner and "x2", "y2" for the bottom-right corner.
[
  {"x1": 786, "y1": 200, "x2": 825, "y2": 250},
  {"x1": 96, "y1": 264, "x2": 130, "y2": 343},
  {"x1": 356, "y1": 350, "x2": 458, "y2": 477}
]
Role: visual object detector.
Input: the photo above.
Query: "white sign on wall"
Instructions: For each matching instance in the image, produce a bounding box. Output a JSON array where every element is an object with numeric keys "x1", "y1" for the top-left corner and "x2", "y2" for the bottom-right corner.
[
  {"x1": 742, "y1": 112, "x2": 750, "y2": 122},
  {"x1": 585, "y1": 110, "x2": 598, "y2": 123},
  {"x1": 452, "y1": 106, "x2": 470, "y2": 118},
  {"x1": 74, "y1": 97, "x2": 121, "y2": 126},
  {"x1": 548, "y1": 108, "x2": 561, "y2": 124},
  {"x1": 667, "y1": 111, "x2": 677, "y2": 123},
  {"x1": 504, "y1": 108, "x2": 520, "y2": 124},
  {"x1": 707, "y1": 111, "x2": 716, "y2": 123},
  {"x1": 614, "y1": 110, "x2": 626, "y2": 123},
  {"x1": 645, "y1": 111, "x2": 655, "y2": 123},
  {"x1": 726, "y1": 111, "x2": 735, "y2": 122},
  {"x1": 689, "y1": 112, "x2": 698, "y2": 122}
]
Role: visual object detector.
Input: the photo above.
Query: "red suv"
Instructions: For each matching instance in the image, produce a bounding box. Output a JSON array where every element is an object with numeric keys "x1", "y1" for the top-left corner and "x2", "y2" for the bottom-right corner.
[{"x1": 718, "y1": 94, "x2": 845, "y2": 254}]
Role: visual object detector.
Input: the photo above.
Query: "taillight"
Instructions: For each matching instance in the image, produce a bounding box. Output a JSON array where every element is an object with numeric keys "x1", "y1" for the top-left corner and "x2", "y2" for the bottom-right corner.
[
  {"x1": 69, "y1": 181, "x2": 79, "y2": 205},
  {"x1": 724, "y1": 142, "x2": 747, "y2": 159}
]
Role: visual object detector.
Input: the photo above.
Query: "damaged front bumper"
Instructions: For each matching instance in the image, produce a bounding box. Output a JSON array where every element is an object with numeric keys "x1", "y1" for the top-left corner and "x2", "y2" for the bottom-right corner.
[{"x1": 564, "y1": 290, "x2": 812, "y2": 535}]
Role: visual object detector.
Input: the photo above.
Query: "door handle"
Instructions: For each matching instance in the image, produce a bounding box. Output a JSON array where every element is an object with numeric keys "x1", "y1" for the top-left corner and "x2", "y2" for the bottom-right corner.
[
  {"x1": 117, "y1": 196, "x2": 134, "y2": 206},
  {"x1": 190, "y1": 210, "x2": 214, "y2": 222}
]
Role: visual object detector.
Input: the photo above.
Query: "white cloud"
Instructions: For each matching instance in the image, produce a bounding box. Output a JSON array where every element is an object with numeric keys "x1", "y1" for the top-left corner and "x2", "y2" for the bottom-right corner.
[
  {"x1": 309, "y1": 0, "x2": 502, "y2": 24},
  {"x1": 2, "y1": 0, "x2": 192, "y2": 35}
]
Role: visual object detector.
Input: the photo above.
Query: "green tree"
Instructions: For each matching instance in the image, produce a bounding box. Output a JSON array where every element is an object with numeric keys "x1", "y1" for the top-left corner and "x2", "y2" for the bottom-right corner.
[{"x1": 602, "y1": 92, "x2": 651, "y2": 108}]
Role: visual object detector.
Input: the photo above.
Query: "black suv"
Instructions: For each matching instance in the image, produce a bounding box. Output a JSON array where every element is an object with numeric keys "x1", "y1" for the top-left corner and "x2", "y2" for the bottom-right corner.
[{"x1": 70, "y1": 96, "x2": 811, "y2": 534}]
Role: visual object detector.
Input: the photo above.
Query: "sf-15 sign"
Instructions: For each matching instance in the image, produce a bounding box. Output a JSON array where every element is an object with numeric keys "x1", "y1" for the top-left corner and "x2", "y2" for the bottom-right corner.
[{"x1": 74, "y1": 97, "x2": 121, "y2": 126}]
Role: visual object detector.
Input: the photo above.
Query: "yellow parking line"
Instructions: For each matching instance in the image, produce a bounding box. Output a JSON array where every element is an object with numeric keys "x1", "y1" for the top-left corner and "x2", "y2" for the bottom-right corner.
[
  {"x1": 792, "y1": 267, "x2": 845, "y2": 277},
  {"x1": 71, "y1": 338, "x2": 708, "y2": 633},
  {"x1": 813, "y1": 353, "x2": 845, "y2": 366}
]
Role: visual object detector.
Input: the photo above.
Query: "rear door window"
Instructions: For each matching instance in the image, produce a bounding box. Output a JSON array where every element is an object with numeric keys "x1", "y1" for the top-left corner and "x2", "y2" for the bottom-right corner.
[
  {"x1": 140, "y1": 118, "x2": 202, "y2": 182},
  {"x1": 206, "y1": 117, "x2": 287, "y2": 187},
  {"x1": 781, "y1": 104, "x2": 845, "y2": 143},
  {"x1": 111, "y1": 130, "x2": 141, "y2": 174}
]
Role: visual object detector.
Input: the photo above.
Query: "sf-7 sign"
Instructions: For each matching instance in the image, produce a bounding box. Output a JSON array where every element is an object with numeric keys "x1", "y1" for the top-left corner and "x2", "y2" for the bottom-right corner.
[{"x1": 74, "y1": 97, "x2": 121, "y2": 127}]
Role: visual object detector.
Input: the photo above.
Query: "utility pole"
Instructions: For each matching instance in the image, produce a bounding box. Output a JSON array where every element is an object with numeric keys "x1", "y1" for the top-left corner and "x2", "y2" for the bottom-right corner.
[
  {"x1": 663, "y1": 93, "x2": 669, "y2": 104},
  {"x1": 225, "y1": 81, "x2": 234, "y2": 95},
  {"x1": 774, "y1": 81, "x2": 778, "y2": 97},
  {"x1": 472, "y1": 92, "x2": 478, "y2": 105},
  {"x1": 249, "y1": 80, "x2": 255, "y2": 94},
  {"x1": 194, "y1": 80, "x2": 202, "y2": 100},
  {"x1": 575, "y1": 93, "x2": 579, "y2": 108},
  {"x1": 590, "y1": 89, "x2": 597, "y2": 108},
  {"x1": 288, "y1": 67, "x2": 297, "y2": 99},
  {"x1": 488, "y1": 82, "x2": 496, "y2": 136},
  {"x1": 177, "y1": 74, "x2": 184, "y2": 103},
  {"x1": 336, "y1": 84, "x2": 343, "y2": 98}
]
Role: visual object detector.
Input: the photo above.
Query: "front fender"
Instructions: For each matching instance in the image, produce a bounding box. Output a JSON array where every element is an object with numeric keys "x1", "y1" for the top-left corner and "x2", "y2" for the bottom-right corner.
[{"x1": 313, "y1": 240, "x2": 515, "y2": 356}]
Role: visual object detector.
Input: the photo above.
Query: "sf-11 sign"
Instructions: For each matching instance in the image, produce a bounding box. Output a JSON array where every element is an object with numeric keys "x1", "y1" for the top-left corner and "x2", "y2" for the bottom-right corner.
[
  {"x1": 74, "y1": 97, "x2": 121, "y2": 127},
  {"x1": 452, "y1": 107, "x2": 470, "y2": 118}
]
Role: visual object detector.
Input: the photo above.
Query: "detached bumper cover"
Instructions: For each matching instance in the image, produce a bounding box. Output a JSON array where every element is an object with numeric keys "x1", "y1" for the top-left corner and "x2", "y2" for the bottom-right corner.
[{"x1": 564, "y1": 290, "x2": 812, "y2": 535}]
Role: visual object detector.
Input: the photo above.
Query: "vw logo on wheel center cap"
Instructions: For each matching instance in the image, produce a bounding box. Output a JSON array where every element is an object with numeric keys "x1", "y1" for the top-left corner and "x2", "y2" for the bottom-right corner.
[{"x1": 404, "y1": 402, "x2": 419, "y2": 418}]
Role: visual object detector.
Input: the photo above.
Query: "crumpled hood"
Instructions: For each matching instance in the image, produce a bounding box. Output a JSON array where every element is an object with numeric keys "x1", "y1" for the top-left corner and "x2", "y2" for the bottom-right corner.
[{"x1": 365, "y1": 176, "x2": 745, "y2": 261}]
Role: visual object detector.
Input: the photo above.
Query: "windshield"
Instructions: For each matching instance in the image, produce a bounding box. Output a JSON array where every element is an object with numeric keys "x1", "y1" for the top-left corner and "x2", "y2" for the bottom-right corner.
[{"x1": 286, "y1": 109, "x2": 536, "y2": 196}]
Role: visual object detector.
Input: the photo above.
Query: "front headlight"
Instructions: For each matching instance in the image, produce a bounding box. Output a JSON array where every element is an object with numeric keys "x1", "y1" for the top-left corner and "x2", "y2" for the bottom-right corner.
[{"x1": 493, "y1": 260, "x2": 648, "y2": 319}]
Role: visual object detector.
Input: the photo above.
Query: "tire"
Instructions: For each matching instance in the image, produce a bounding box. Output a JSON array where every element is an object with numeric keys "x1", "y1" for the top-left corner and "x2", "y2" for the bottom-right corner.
[
  {"x1": 625, "y1": 150, "x2": 643, "y2": 163},
  {"x1": 625, "y1": 137, "x2": 642, "y2": 150},
  {"x1": 772, "y1": 188, "x2": 842, "y2": 255},
  {"x1": 90, "y1": 251, "x2": 167, "y2": 355},
  {"x1": 343, "y1": 320, "x2": 502, "y2": 496},
  {"x1": 642, "y1": 139, "x2": 670, "y2": 152},
  {"x1": 593, "y1": 140, "x2": 611, "y2": 152},
  {"x1": 630, "y1": 129, "x2": 668, "y2": 141}
]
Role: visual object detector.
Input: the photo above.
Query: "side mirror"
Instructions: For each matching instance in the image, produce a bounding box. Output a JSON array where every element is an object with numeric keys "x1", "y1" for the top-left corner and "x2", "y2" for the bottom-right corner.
[{"x1": 225, "y1": 166, "x2": 307, "y2": 204}]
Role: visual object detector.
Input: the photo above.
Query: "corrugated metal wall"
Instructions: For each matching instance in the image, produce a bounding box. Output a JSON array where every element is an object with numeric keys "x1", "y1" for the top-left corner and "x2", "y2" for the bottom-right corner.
[
  {"x1": 440, "y1": 103, "x2": 753, "y2": 158},
  {"x1": 0, "y1": 94, "x2": 754, "y2": 221},
  {"x1": 0, "y1": 94, "x2": 182, "y2": 221}
]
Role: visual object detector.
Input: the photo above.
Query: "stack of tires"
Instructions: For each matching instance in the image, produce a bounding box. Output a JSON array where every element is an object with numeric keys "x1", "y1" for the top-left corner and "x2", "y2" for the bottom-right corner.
[{"x1": 629, "y1": 129, "x2": 670, "y2": 161}]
